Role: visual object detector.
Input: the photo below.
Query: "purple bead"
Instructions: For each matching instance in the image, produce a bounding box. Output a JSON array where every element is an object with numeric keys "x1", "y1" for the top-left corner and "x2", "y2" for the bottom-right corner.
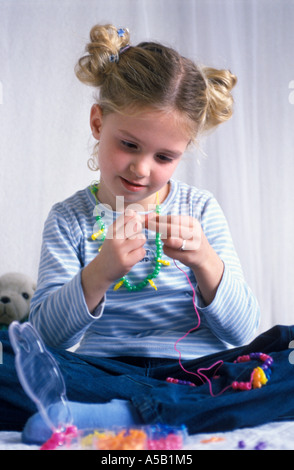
[
  {"x1": 238, "y1": 440, "x2": 246, "y2": 449},
  {"x1": 254, "y1": 441, "x2": 267, "y2": 450},
  {"x1": 250, "y1": 352, "x2": 259, "y2": 360},
  {"x1": 265, "y1": 358, "x2": 273, "y2": 366}
]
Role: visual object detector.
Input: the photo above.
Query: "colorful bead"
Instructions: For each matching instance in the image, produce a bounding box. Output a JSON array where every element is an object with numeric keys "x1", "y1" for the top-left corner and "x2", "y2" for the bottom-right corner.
[
  {"x1": 232, "y1": 381, "x2": 251, "y2": 391},
  {"x1": 148, "y1": 279, "x2": 157, "y2": 290},
  {"x1": 40, "y1": 425, "x2": 78, "y2": 450},
  {"x1": 157, "y1": 259, "x2": 170, "y2": 266},
  {"x1": 166, "y1": 377, "x2": 196, "y2": 387},
  {"x1": 146, "y1": 425, "x2": 185, "y2": 450},
  {"x1": 252, "y1": 366, "x2": 268, "y2": 389},
  {"x1": 113, "y1": 279, "x2": 125, "y2": 291},
  {"x1": 80, "y1": 425, "x2": 186, "y2": 451},
  {"x1": 200, "y1": 436, "x2": 225, "y2": 444},
  {"x1": 238, "y1": 440, "x2": 246, "y2": 449},
  {"x1": 96, "y1": 429, "x2": 147, "y2": 450},
  {"x1": 254, "y1": 441, "x2": 267, "y2": 450},
  {"x1": 91, "y1": 229, "x2": 104, "y2": 240}
]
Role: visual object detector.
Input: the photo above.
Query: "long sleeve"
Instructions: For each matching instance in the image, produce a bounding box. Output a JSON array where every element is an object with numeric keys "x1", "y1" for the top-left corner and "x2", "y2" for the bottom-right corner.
[
  {"x1": 29, "y1": 203, "x2": 104, "y2": 349},
  {"x1": 194, "y1": 195, "x2": 260, "y2": 346}
]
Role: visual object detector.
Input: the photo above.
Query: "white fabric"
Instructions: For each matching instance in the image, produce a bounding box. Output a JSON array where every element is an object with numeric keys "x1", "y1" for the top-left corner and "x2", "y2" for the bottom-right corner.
[{"x1": 0, "y1": 0, "x2": 294, "y2": 338}]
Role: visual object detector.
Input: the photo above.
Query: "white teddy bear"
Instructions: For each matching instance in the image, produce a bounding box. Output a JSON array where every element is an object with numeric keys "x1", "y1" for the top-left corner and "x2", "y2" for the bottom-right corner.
[{"x1": 0, "y1": 272, "x2": 36, "y2": 329}]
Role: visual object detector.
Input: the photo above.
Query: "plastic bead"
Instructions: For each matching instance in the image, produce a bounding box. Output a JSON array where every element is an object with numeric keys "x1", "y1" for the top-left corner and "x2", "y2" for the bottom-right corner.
[
  {"x1": 238, "y1": 440, "x2": 246, "y2": 449},
  {"x1": 166, "y1": 377, "x2": 196, "y2": 387},
  {"x1": 40, "y1": 425, "x2": 78, "y2": 450},
  {"x1": 157, "y1": 259, "x2": 170, "y2": 266},
  {"x1": 148, "y1": 279, "x2": 157, "y2": 290},
  {"x1": 91, "y1": 229, "x2": 104, "y2": 240},
  {"x1": 96, "y1": 429, "x2": 147, "y2": 450},
  {"x1": 254, "y1": 441, "x2": 267, "y2": 450},
  {"x1": 113, "y1": 279, "x2": 125, "y2": 291}
]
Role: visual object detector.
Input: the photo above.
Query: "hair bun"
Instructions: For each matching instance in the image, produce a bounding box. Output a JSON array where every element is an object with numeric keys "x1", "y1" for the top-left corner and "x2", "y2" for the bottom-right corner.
[
  {"x1": 202, "y1": 67, "x2": 237, "y2": 132},
  {"x1": 75, "y1": 24, "x2": 130, "y2": 87}
]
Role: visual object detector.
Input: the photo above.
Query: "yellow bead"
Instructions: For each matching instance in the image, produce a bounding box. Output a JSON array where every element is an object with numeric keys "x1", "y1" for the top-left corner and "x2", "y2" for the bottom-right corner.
[
  {"x1": 113, "y1": 279, "x2": 125, "y2": 291},
  {"x1": 258, "y1": 368, "x2": 268, "y2": 385},
  {"x1": 252, "y1": 367, "x2": 268, "y2": 389},
  {"x1": 157, "y1": 259, "x2": 170, "y2": 266},
  {"x1": 148, "y1": 279, "x2": 157, "y2": 290},
  {"x1": 91, "y1": 229, "x2": 104, "y2": 240}
]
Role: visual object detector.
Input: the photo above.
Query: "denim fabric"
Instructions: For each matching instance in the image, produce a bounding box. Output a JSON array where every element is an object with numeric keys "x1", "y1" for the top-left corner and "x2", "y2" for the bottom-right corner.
[{"x1": 0, "y1": 325, "x2": 294, "y2": 434}]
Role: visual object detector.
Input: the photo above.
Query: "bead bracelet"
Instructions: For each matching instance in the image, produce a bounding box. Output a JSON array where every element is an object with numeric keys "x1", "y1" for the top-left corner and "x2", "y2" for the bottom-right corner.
[
  {"x1": 232, "y1": 352, "x2": 273, "y2": 391},
  {"x1": 166, "y1": 352, "x2": 273, "y2": 393}
]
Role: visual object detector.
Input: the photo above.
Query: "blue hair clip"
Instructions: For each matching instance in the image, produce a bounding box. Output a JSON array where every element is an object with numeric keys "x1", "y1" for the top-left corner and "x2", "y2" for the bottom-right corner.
[
  {"x1": 109, "y1": 28, "x2": 129, "y2": 62},
  {"x1": 117, "y1": 28, "x2": 125, "y2": 37},
  {"x1": 109, "y1": 53, "x2": 118, "y2": 63}
]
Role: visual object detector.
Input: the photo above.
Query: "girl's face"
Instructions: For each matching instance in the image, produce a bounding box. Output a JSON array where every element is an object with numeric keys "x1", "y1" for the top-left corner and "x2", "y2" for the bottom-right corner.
[{"x1": 90, "y1": 105, "x2": 191, "y2": 211}]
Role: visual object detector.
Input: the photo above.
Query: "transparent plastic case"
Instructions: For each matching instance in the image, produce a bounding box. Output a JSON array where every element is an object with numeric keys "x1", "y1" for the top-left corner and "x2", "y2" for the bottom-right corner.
[{"x1": 8, "y1": 321, "x2": 187, "y2": 450}]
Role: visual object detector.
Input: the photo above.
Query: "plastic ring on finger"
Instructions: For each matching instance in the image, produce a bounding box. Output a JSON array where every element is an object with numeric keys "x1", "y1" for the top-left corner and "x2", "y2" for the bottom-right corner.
[{"x1": 180, "y1": 239, "x2": 186, "y2": 251}]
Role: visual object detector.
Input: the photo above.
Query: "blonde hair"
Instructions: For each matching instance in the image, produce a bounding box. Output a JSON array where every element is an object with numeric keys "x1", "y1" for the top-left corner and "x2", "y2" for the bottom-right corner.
[{"x1": 75, "y1": 24, "x2": 237, "y2": 167}]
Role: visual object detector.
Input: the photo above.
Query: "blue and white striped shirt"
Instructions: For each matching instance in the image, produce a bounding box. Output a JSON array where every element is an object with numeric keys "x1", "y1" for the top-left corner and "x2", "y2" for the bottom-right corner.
[{"x1": 30, "y1": 179, "x2": 260, "y2": 359}]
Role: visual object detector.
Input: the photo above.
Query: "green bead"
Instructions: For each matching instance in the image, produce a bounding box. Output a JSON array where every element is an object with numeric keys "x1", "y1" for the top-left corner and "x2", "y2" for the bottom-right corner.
[
  {"x1": 123, "y1": 277, "x2": 130, "y2": 287},
  {"x1": 153, "y1": 265, "x2": 161, "y2": 276},
  {"x1": 139, "y1": 280, "x2": 149, "y2": 288},
  {"x1": 132, "y1": 285, "x2": 142, "y2": 292}
]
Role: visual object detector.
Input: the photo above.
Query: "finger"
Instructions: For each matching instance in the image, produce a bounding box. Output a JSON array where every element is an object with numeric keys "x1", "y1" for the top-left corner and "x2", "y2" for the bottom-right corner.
[
  {"x1": 163, "y1": 237, "x2": 185, "y2": 251},
  {"x1": 108, "y1": 211, "x2": 144, "y2": 240},
  {"x1": 146, "y1": 214, "x2": 199, "y2": 240},
  {"x1": 163, "y1": 237, "x2": 192, "y2": 252},
  {"x1": 125, "y1": 216, "x2": 144, "y2": 239},
  {"x1": 125, "y1": 233, "x2": 147, "y2": 248}
]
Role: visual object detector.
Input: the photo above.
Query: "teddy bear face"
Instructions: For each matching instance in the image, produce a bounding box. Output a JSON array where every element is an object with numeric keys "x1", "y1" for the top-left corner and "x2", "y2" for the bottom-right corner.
[{"x1": 0, "y1": 273, "x2": 36, "y2": 325}]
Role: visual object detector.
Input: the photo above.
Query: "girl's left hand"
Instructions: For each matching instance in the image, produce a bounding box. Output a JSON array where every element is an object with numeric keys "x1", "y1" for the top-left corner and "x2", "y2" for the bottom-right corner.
[
  {"x1": 146, "y1": 213, "x2": 208, "y2": 269},
  {"x1": 146, "y1": 213, "x2": 224, "y2": 305}
]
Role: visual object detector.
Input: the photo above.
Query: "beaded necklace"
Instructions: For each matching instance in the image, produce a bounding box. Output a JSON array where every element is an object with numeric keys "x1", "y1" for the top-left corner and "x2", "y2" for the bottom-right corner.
[{"x1": 90, "y1": 182, "x2": 170, "y2": 292}]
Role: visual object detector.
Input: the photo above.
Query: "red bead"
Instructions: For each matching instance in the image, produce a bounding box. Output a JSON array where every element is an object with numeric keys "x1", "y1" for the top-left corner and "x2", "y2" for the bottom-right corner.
[
  {"x1": 260, "y1": 353, "x2": 269, "y2": 361},
  {"x1": 232, "y1": 381, "x2": 251, "y2": 391},
  {"x1": 237, "y1": 355, "x2": 250, "y2": 363}
]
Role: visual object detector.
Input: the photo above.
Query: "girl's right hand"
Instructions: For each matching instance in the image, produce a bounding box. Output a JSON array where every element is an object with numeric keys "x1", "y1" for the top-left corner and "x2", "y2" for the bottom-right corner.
[
  {"x1": 82, "y1": 210, "x2": 146, "y2": 312},
  {"x1": 97, "y1": 210, "x2": 146, "y2": 283}
]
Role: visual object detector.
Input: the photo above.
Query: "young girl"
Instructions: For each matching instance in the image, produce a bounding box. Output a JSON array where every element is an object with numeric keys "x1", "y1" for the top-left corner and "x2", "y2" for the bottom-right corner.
[
  {"x1": 30, "y1": 24, "x2": 260, "y2": 359},
  {"x1": 7, "y1": 24, "x2": 292, "y2": 444}
]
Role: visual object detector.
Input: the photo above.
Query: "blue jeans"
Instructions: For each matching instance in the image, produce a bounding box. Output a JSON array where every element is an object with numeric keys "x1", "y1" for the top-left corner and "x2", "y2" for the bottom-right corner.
[{"x1": 0, "y1": 325, "x2": 294, "y2": 434}]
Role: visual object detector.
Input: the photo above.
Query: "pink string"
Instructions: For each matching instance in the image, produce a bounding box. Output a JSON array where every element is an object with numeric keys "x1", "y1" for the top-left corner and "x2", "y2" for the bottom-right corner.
[{"x1": 173, "y1": 260, "x2": 232, "y2": 397}]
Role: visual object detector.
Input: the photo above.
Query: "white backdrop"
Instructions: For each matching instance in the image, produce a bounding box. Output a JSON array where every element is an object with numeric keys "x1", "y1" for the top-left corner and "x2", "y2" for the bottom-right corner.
[{"x1": 1, "y1": 0, "x2": 293, "y2": 335}]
